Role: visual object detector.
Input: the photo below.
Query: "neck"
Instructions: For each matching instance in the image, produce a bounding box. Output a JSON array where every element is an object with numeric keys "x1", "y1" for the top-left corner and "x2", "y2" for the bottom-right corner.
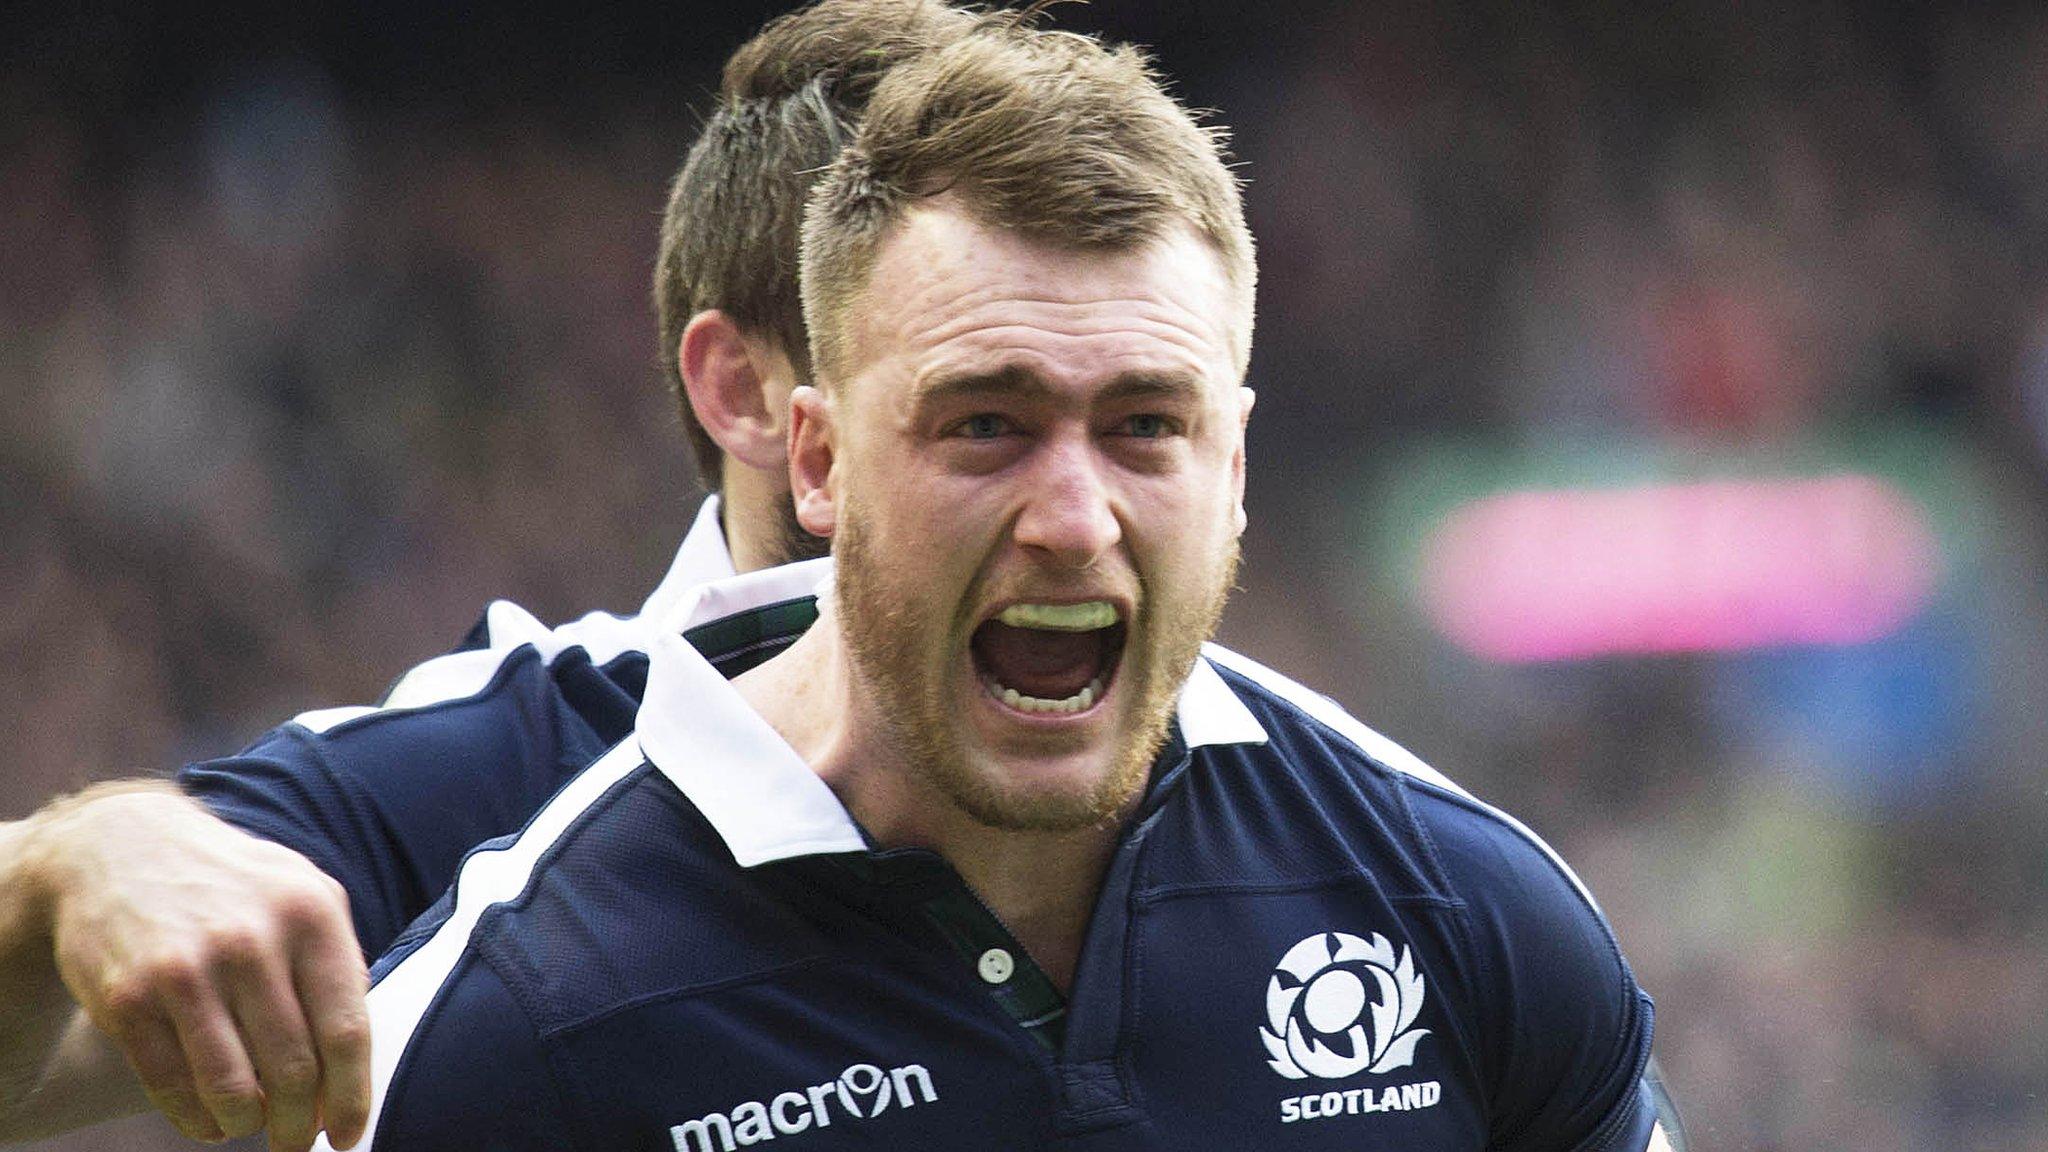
[
  {"x1": 933, "y1": 827, "x2": 1117, "y2": 993},
  {"x1": 734, "y1": 616, "x2": 1120, "y2": 992},
  {"x1": 847, "y1": 770, "x2": 1118, "y2": 993},
  {"x1": 719, "y1": 467, "x2": 829, "y2": 575},
  {"x1": 718, "y1": 468, "x2": 785, "y2": 574}
]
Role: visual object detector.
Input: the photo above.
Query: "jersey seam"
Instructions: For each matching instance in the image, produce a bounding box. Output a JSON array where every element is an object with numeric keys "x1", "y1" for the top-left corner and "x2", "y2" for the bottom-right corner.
[
  {"x1": 428, "y1": 758, "x2": 657, "y2": 1149},
  {"x1": 1107, "y1": 810, "x2": 1164, "y2": 1130},
  {"x1": 474, "y1": 949, "x2": 602, "y2": 1152},
  {"x1": 1207, "y1": 666, "x2": 1462, "y2": 902},
  {"x1": 376, "y1": 950, "x2": 590, "y2": 1152},
  {"x1": 1133, "y1": 874, "x2": 1464, "y2": 909},
  {"x1": 466, "y1": 760, "x2": 657, "y2": 1028},
  {"x1": 1441, "y1": 889, "x2": 1494, "y2": 1139},
  {"x1": 1576, "y1": 993, "x2": 1657, "y2": 1152},
  {"x1": 538, "y1": 954, "x2": 838, "y2": 1042}
]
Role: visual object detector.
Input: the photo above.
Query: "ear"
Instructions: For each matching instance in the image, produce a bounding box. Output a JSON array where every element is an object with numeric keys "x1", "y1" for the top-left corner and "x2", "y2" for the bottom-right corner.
[
  {"x1": 788, "y1": 385, "x2": 839, "y2": 538},
  {"x1": 679, "y1": 310, "x2": 789, "y2": 471},
  {"x1": 1231, "y1": 387, "x2": 1256, "y2": 536}
]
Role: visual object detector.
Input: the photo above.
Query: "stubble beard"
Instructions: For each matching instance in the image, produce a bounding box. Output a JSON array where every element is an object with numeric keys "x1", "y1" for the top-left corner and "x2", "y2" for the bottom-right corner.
[{"x1": 835, "y1": 506, "x2": 1239, "y2": 834}]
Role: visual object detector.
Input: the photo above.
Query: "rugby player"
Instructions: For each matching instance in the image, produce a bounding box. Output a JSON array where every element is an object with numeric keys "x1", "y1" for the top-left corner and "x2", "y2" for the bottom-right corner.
[
  {"x1": 337, "y1": 16, "x2": 1676, "y2": 1150},
  {"x1": 0, "y1": 3, "x2": 977, "y2": 1149}
]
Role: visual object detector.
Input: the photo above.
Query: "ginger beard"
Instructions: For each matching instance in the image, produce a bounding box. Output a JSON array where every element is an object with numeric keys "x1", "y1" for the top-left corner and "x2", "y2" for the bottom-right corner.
[{"x1": 834, "y1": 497, "x2": 1239, "y2": 833}]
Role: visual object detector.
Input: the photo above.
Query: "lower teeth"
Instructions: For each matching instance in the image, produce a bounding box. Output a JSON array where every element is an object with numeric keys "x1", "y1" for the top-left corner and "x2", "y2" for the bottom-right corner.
[{"x1": 993, "y1": 676, "x2": 1105, "y2": 714}]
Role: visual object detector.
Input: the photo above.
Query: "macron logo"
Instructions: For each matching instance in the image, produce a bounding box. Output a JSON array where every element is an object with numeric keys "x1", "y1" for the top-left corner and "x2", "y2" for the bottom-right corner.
[{"x1": 671, "y1": 1062, "x2": 938, "y2": 1151}]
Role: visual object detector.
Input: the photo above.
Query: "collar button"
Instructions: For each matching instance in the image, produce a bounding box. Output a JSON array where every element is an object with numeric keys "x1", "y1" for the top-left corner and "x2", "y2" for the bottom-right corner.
[{"x1": 977, "y1": 947, "x2": 1016, "y2": 984}]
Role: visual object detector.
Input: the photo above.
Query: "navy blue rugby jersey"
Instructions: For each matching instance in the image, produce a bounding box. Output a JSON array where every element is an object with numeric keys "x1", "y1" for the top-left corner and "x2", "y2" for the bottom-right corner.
[
  {"x1": 177, "y1": 498, "x2": 739, "y2": 958},
  {"x1": 334, "y1": 575, "x2": 1658, "y2": 1151}
]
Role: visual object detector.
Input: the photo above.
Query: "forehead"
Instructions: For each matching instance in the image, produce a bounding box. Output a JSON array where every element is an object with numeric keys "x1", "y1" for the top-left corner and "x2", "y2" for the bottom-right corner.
[{"x1": 851, "y1": 203, "x2": 1243, "y2": 394}]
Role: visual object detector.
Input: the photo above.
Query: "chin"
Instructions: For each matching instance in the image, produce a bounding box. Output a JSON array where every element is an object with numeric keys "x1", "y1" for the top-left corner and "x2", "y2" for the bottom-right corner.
[{"x1": 934, "y1": 747, "x2": 1147, "y2": 834}]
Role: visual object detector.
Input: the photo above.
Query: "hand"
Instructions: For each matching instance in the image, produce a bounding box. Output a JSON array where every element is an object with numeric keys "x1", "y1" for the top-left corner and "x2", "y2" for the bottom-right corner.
[{"x1": 27, "y1": 782, "x2": 372, "y2": 1151}]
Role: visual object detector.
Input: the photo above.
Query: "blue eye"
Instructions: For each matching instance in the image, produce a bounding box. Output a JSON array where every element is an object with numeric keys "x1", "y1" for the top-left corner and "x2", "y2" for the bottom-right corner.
[
  {"x1": 1125, "y1": 414, "x2": 1169, "y2": 438},
  {"x1": 961, "y1": 414, "x2": 1008, "y2": 439}
]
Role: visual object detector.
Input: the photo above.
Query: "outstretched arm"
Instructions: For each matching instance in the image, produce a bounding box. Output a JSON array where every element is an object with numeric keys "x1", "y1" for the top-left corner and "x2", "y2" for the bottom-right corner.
[{"x1": 0, "y1": 782, "x2": 370, "y2": 1151}]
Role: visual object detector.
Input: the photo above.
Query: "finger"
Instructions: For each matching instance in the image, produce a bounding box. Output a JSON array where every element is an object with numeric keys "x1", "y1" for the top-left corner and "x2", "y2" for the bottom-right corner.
[
  {"x1": 294, "y1": 936, "x2": 373, "y2": 1149},
  {"x1": 161, "y1": 977, "x2": 267, "y2": 1140},
  {"x1": 117, "y1": 1012, "x2": 226, "y2": 1143},
  {"x1": 225, "y1": 958, "x2": 323, "y2": 1152}
]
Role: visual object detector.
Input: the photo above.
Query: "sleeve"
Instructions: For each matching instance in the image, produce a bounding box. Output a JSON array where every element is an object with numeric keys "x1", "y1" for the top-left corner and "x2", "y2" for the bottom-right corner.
[
  {"x1": 354, "y1": 954, "x2": 582, "y2": 1152},
  {"x1": 177, "y1": 643, "x2": 635, "y2": 959},
  {"x1": 1423, "y1": 795, "x2": 1657, "y2": 1152}
]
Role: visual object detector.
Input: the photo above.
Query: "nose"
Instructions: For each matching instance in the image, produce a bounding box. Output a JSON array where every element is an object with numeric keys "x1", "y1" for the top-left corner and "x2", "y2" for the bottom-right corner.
[{"x1": 1012, "y1": 435, "x2": 1122, "y2": 568}]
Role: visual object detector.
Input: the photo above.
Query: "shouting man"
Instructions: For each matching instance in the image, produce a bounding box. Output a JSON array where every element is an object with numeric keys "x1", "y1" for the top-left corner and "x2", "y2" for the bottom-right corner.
[{"x1": 341, "y1": 14, "x2": 1670, "y2": 1151}]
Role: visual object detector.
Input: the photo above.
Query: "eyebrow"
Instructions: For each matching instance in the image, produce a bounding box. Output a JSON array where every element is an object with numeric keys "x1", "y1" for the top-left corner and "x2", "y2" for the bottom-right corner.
[{"x1": 909, "y1": 364, "x2": 1207, "y2": 412}]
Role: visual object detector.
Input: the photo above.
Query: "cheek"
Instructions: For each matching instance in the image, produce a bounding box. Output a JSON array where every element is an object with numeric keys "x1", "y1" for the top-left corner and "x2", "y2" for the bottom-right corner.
[
  {"x1": 844, "y1": 464, "x2": 1006, "y2": 587},
  {"x1": 1132, "y1": 454, "x2": 1236, "y2": 535}
]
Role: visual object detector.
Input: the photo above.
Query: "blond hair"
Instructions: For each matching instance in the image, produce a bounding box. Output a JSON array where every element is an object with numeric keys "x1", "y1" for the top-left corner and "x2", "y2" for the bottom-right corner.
[{"x1": 798, "y1": 16, "x2": 1256, "y2": 383}]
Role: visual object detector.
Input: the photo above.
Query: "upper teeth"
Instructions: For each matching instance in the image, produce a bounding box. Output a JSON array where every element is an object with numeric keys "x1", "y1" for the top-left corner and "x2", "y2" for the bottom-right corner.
[{"x1": 997, "y1": 601, "x2": 1116, "y2": 631}]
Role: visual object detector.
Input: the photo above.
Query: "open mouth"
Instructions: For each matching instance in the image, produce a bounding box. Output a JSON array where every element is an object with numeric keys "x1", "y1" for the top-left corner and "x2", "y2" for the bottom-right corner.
[{"x1": 970, "y1": 601, "x2": 1127, "y2": 716}]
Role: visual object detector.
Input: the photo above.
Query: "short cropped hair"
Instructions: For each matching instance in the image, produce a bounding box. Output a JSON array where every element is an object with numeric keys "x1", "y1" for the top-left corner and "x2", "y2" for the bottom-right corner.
[
  {"x1": 799, "y1": 18, "x2": 1256, "y2": 384},
  {"x1": 654, "y1": 0, "x2": 978, "y2": 491}
]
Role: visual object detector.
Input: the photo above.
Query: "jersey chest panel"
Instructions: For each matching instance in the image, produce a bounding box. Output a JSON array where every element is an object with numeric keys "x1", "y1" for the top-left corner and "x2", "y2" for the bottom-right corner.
[
  {"x1": 519, "y1": 883, "x2": 1490, "y2": 1151},
  {"x1": 1117, "y1": 882, "x2": 1489, "y2": 1150},
  {"x1": 541, "y1": 957, "x2": 1054, "y2": 1151}
]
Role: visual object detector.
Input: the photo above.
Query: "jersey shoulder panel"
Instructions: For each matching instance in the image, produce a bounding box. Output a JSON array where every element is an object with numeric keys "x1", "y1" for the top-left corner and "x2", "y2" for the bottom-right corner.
[
  {"x1": 1193, "y1": 646, "x2": 1656, "y2": 1152},
  {"x1": 1194, "y1": 644, "x2": 1614, "y2": 911},
  {"x1": 358, "y1": 738, "x2": 863, "y2": 1152},
  {"x1": 179, "y1": 600, "x2": 650, "y2": 959},
  {"x1": 354, "y1": 738, "x2": 653, "y2": 1151},
  {"x1": 1161, "y1": 646, "x2": 1465, "y2": 903},
  {"x1": 471, "y1": 762, "x2": 844, "y2": 1041},
  {"x1": 366, "y1": 951, "x2": 582, "y2": 1151}
]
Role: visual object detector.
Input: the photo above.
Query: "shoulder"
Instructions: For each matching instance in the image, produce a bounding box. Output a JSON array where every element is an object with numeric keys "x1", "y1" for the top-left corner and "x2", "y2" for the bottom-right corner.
[
  {"x1": 290, "y1": 599, "x2": 652, "y2": 738},
  {"x1": 1196, "y1": 645, "x2": 1656, "y2": 1150},
  {"x1": 176, "y1": 600, "x2": 654, "y2": 951},
  {"x1": 361, "y1": 740, "x2": 835, "y2": 1137},
  {"x1": 186, "y1": 599, "x2": 651, "y2": 785},
  {"x1": 1196, "y1": 643, "x2": 1609, "y2": 917},
  {"x1": 180, "y1": 595, "x2": 656, "y2": 836}
]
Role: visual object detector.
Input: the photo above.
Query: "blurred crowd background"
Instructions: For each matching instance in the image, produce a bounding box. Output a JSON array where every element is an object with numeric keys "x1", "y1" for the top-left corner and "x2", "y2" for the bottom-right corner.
[{"x1": 6, "y1": 1, "x2": 2048, "y2": 1149}]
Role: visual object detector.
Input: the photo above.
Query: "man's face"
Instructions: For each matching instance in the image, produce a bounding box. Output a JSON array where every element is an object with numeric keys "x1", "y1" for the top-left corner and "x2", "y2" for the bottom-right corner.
[{"x1": 801, "y1": 204, "x2": 1252, "y2": 832}]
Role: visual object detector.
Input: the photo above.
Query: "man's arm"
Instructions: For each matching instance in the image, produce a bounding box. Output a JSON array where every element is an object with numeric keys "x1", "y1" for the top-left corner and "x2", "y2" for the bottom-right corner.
[
  {"x1": 0, "y1": 782, "x2": 370, "y2": 1151},
  {"x1": 4, "y1": 610, "x2": 642, "y2": 1147},
  {"x1": 1409, "y1": 782, "x2": 1663, "y2": 1151}
]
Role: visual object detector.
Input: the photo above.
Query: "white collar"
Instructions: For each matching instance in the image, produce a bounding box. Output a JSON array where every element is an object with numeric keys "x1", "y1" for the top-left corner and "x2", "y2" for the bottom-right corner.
[
  {"x1": 635, "y1": 495, "x2": 738, "y2": 625},
  {"x1": 637, "y1": 559, "x2": 860, "y2": 867},
  {"x1": 636, "y1": 563, "x2": 1270, "y2": 867},
  {"x1": 1182, "y1": 643, "x2": 1272, "y2": 748}
]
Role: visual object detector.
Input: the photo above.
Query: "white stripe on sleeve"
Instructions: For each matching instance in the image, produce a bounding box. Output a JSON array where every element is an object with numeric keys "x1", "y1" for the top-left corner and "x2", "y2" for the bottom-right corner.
[{"x1": 316, "y1": 737, "x2": 649, "y2": 1150}]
